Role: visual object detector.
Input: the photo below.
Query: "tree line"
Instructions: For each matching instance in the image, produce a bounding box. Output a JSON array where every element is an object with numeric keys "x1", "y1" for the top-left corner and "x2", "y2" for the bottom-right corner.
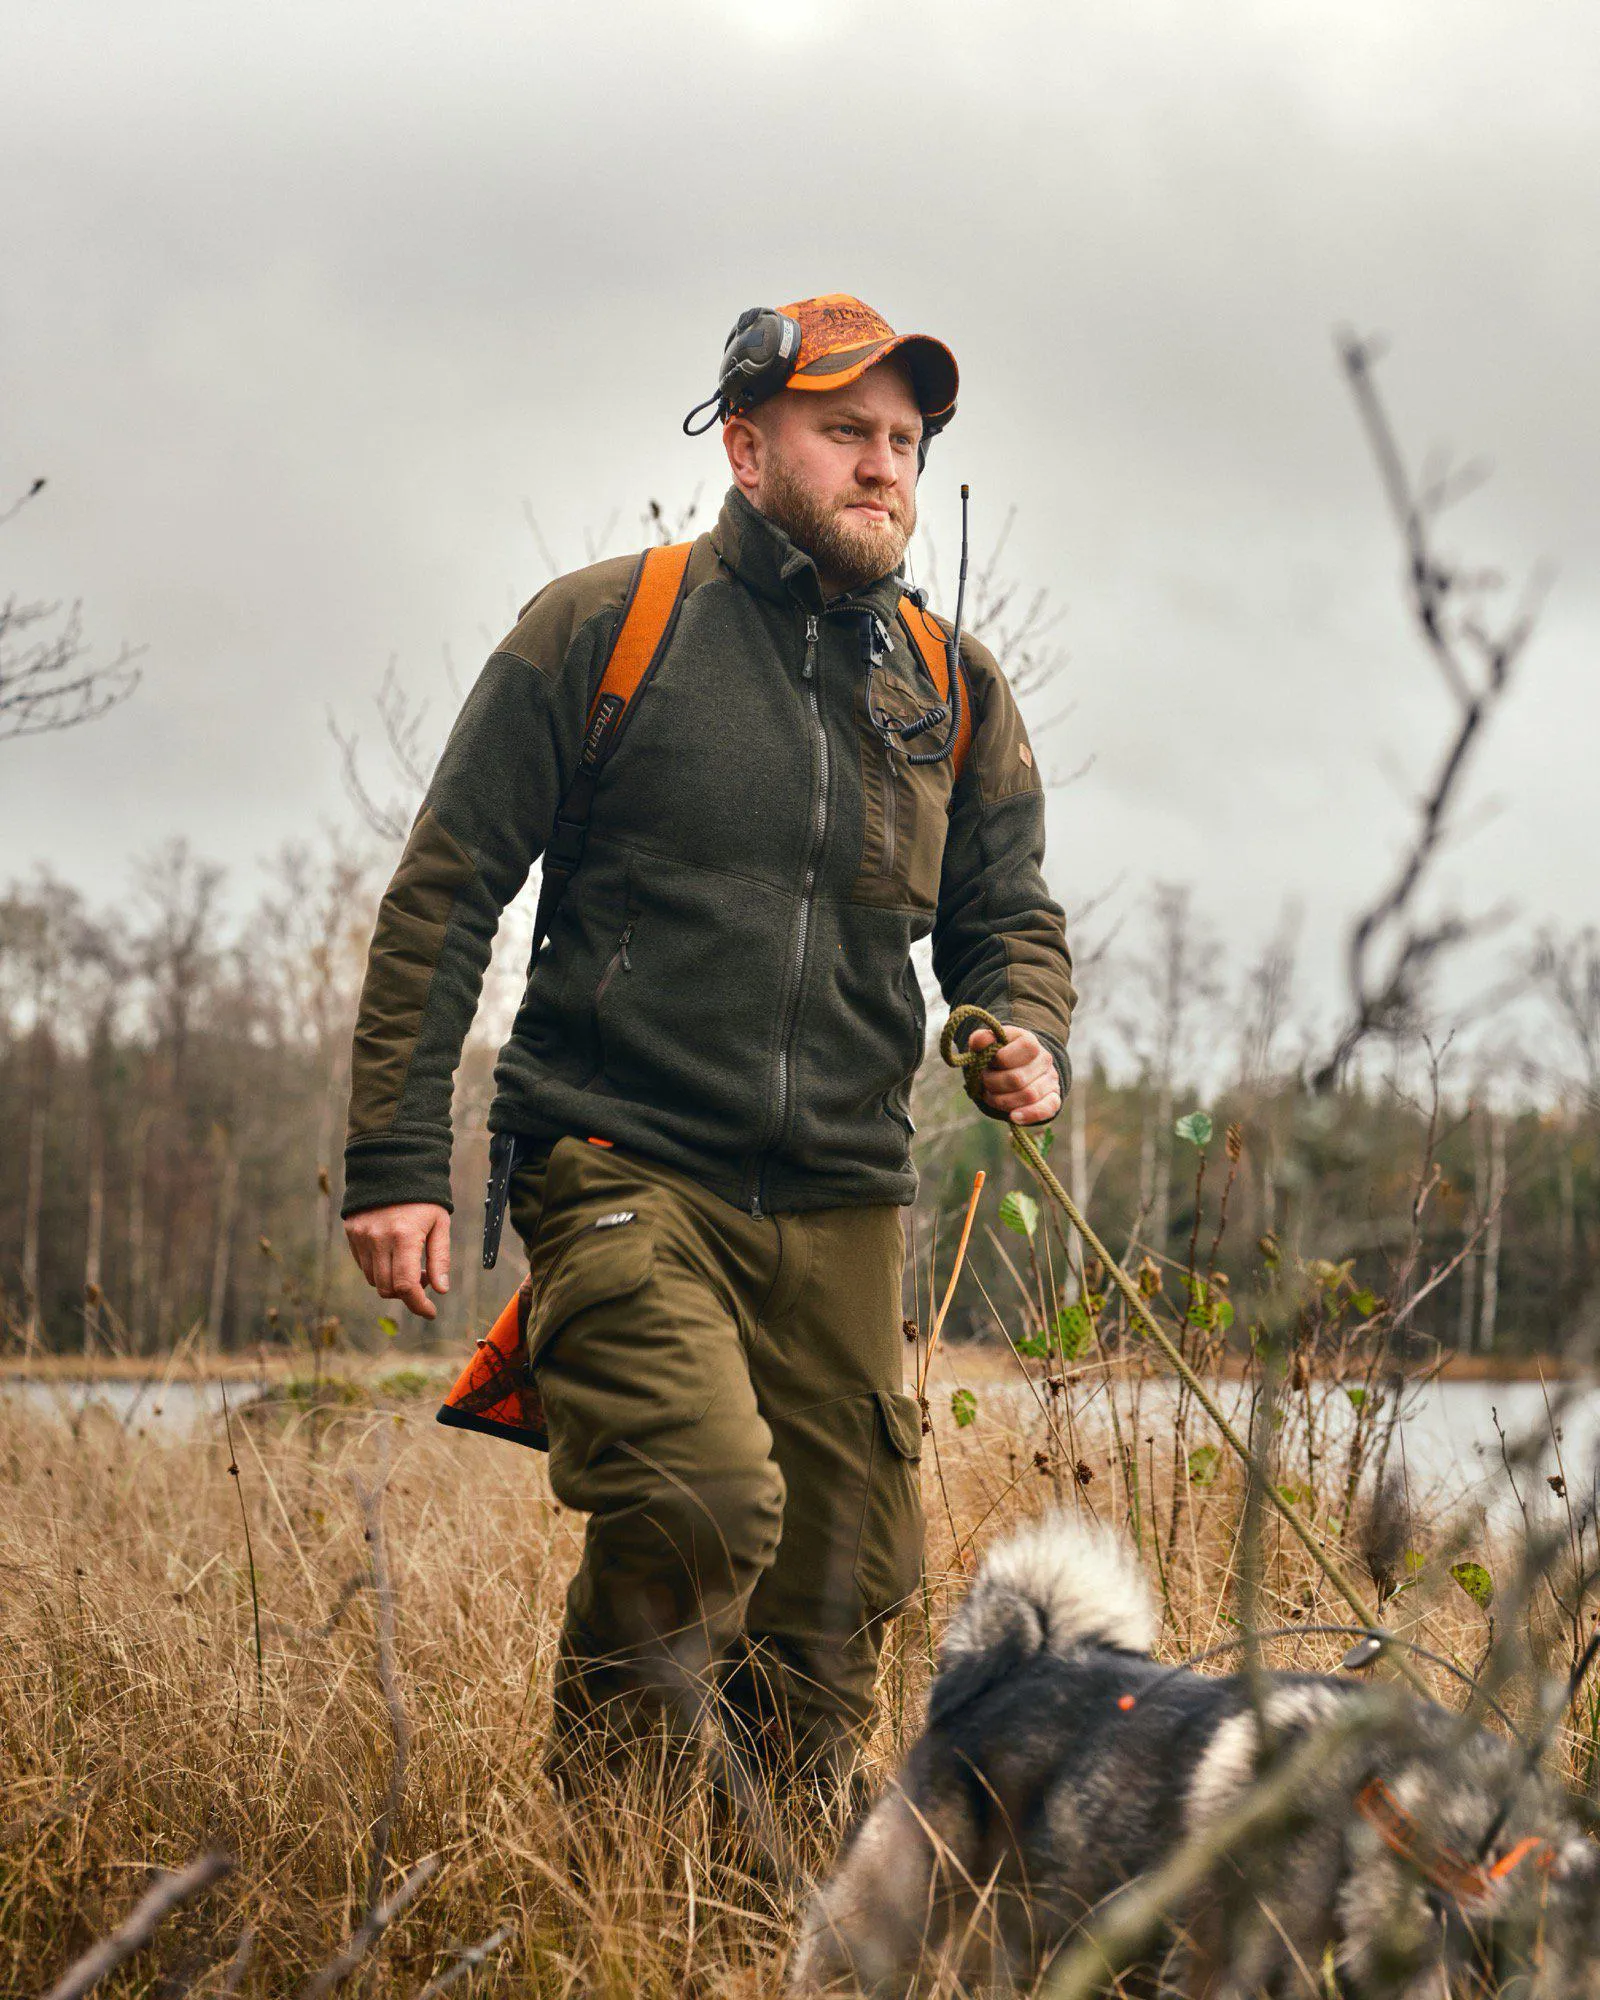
[{"x1": 1, "y1": 831, "x2": 1593, "y2": 1361}]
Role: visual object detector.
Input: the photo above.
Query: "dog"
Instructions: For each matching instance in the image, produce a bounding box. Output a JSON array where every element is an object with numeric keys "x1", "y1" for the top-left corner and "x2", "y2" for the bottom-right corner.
[{"x1": 790, "y1": 1516, "x2": 1600, "y2": 1995}]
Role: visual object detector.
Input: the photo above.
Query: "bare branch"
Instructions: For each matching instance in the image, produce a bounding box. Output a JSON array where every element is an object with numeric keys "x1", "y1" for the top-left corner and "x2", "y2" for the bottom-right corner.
[
  {"x1": 0, "y1": 474, "x2": 47, "y2": 528},
  {"x1": 1, "y1": 481, "x2": 141, "y2": 742},
  {"x1": 1311, "y1": 336, "x2": 1541, "y2": 1090},
  {"x1": 41, "y1": 1851, "x2": 233, "y2": 2000},
  {"x1": 408, "y1": 1926, "x2": 512, "y2": 1999},
  {"x1": 327, "y1": 710, "x2": 412, "y2": 843},
  {"x1": 0, "y1": 595, "x2": 142, "y2": 742},
  {"x1": 296, "y1": 1853, "x2": 442, "y2": 2000}
]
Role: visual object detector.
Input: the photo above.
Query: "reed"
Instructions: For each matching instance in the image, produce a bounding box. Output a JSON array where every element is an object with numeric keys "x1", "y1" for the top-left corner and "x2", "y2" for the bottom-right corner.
[{"x1": 1, "y1": 1322, "x2": 1589, "y2": 1995}]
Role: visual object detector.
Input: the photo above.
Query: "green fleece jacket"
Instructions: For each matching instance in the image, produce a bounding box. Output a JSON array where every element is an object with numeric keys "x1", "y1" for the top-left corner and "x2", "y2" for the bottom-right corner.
[{"x1": 343, "y1": 487, "x2": 1075, "y2": 1219}]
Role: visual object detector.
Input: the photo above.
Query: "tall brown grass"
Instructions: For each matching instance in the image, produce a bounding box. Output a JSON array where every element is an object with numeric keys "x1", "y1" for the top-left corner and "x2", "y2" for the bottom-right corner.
[{"x1": 0, "y1": 1340, "x2": 1581, "y2": 1997}]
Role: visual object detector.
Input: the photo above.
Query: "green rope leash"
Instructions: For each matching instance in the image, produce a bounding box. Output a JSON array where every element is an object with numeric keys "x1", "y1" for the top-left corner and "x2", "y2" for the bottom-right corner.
[{"x1": 940, "y1": 1003, "x2": 1409, "y2": 1665}]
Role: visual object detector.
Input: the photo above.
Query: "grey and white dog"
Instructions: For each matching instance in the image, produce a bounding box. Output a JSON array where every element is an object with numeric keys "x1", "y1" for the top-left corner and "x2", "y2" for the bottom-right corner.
[{"x1": 791, "y1": 1516, "x2": 1600, "y2": 1995}]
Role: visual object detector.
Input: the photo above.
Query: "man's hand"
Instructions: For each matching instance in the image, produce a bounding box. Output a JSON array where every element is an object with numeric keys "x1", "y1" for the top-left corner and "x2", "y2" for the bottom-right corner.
[
  {"x1": 344, "y1": 1202, "x2": 452, "y2": 1320},
  {"x1": 967, "y1": 1025, "x2": 1062, "y2": 1126}
]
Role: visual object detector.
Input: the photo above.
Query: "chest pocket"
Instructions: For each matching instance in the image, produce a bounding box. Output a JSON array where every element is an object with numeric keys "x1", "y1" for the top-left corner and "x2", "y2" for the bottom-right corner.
[{"x1": 851, "y1": 660, "x2": 957, "y2": 913}]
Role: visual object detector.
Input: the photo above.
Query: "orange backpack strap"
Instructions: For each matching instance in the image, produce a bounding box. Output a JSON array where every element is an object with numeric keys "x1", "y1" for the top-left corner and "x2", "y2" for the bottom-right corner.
[
  {"x1": 529, "y1": 541, "x2": 694, "y2": 964},
  {"x1": 898, "y1": 594, "x2": 973, "y2": 785}
]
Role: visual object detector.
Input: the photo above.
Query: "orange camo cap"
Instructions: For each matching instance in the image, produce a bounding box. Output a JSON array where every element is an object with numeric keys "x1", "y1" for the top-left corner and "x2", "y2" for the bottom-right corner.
[{"x1": 779, "y1": 294, "x2": 958, "y2": 423}]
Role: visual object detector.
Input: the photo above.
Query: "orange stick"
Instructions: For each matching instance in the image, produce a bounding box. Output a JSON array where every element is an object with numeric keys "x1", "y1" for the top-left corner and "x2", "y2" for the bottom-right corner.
[{"x1": 919, "y1": 1170, "x2": 985, "y2": 1398}]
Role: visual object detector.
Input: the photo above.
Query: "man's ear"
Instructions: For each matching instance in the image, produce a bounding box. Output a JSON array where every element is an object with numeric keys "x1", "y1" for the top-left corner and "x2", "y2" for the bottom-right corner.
[{"x1": 722, "y1": 413, "x2": 764, "y2": 497}]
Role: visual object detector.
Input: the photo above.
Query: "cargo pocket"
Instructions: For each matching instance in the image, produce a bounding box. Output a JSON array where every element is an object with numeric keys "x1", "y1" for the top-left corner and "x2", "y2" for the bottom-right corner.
[
  {"x1": 852, "y1": 1389, "x2": 926, "y2": 1623},
  {"x1": 528, "y1": 1214, "x2": 654, "y2": 1369},
  {"x1": 530, "y1": 1207, "x2": 730, "y2": 1498}
]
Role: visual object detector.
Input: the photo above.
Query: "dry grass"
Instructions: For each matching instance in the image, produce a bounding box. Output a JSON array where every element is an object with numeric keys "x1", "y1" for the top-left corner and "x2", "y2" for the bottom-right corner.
[{"x1": 0, "y1": 1339, "x2": 1574, "y2": 1997}]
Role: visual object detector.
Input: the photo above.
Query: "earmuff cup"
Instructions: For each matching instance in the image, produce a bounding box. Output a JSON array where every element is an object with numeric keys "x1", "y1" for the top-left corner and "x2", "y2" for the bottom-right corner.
[{"x1": 719, "y1": 307, "x2": 803, "y2": 414}]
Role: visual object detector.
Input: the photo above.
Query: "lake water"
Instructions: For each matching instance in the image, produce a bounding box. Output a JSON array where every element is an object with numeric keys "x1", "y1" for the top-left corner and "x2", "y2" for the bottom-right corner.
[
  {"x1": 5, "y1": 1372, "x2": 1597, "y2": 1524},
  {"x1": 0, "y1": 1376, "x2": 271, "y2": 1437},
  {"x1": 956, "y1": 1372, "x2": 1600, "y2": 1529}
]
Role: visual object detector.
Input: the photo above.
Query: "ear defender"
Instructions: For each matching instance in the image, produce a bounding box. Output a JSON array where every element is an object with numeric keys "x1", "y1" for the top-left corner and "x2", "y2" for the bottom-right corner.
[{"x1": 682, "y1": 307, "x2": 802, "y2": 435}]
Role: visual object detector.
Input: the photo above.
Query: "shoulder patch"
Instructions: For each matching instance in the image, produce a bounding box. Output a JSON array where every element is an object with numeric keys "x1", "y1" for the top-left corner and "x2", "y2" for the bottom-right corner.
[{"x1": 495, "y1": 552, "x2": 640, "y2": 680}]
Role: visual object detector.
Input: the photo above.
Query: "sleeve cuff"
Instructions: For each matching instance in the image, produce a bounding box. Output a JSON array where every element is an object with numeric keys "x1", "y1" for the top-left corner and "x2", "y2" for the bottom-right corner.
[
  {"x1": 341, "y1": 1131, "x2": 457, "y2": 1218},
  {"x1": 1034, "y1": 1030, "x2": 1073, "y2": 1114}
]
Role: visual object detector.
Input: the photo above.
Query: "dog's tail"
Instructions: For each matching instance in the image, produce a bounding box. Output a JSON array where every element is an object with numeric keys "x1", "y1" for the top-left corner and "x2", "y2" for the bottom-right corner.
[{"x1": 938, "y1": 1514, "x2": 1157, "y2": 1691}]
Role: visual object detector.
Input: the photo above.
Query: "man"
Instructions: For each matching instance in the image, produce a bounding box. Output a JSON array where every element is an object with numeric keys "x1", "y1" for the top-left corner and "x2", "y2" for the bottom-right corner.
[{"x1": 342, "y1": 294, "x2": 1075, "y2": 1793}]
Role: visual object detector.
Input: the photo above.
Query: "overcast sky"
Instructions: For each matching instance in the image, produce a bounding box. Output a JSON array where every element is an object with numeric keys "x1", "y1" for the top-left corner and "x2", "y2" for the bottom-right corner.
[{"x1": 3, "y1": 0, "x2": 1595, "y2": 1040}]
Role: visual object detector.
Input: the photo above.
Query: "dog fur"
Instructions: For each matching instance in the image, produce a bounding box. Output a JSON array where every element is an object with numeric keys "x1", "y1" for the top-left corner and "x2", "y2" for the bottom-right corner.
[{"x1": 790, "y1": 1515, "x2": 1600, "y2": 1995}]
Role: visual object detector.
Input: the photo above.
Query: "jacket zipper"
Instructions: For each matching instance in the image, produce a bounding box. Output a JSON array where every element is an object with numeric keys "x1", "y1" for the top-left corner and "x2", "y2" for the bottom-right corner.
[
  {"x1": 748, "y1": 611, "x2": 827, "y2": 1216},
  {"x1": 881, "y1": 740, "x2": 898, "y2": 879},
  {"x1": 594, "y1": 919, "x2": 633, "y2": 1007}
]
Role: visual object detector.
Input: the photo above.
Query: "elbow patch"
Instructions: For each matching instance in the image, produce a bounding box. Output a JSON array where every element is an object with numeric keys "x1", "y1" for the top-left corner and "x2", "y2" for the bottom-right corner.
[{"x1": 347, "y1": 805, "x2": 479, "y2": 1136}]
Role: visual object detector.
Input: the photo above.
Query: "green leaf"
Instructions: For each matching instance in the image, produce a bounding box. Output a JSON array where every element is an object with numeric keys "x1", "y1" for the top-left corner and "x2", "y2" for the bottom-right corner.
[
  {"x1": 1014, "y1": 1332, "x2": 1050, "y2": 1359},
  {"x1": 950, "y1": 1387, "x2": 978, "y2": 1429},
  {"x1": 1184, "y1": 1282, "x2": 1235, "y2": 1337},
  {"x1": 378, "y1": 1315, "x2": 398, "y2": 1339},
  {"x1": 1187, "y1": 1444, "x2": 1221, "y2": 1486},
  {"x1": 1404, "y1": 1549, "x2": 1426, "y2": 1574},
  {"x1": 1450, "y1": 1560, "x2": 1494, "y2": 1611},
  {"x1": 1277, "y1": 1481, "x2": 1314, "y2": 1509},
  {"x1": 1053, "y1": 1303, "x2": 1092, "y2": 1360},
  {"x1": 1034, "y1": 1125, "x2": 1054, "y2": 1155},
  {"x1": 1351, "y1": 1288, "x2": 1378, "y2": 1317},
  {"x1": 1345, "y1": 1387, "x2": 1367, "y2": 1410},
  {"x1": 1174, "y1": 1110, "x2": 1214, "y2": 1148},
  {"x1": 998, "y1": 1191, "x2": 1039, "y2": 1240}
]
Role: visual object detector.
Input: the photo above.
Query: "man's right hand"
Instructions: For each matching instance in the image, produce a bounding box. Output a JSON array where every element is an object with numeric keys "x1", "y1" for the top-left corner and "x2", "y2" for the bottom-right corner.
[{"x1": 344, "y1": 1203, "x2": 452, "y2": 1320}]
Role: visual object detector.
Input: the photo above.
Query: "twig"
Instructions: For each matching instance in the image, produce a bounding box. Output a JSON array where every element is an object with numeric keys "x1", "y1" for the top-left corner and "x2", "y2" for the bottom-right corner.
[
  {"x1": 918, "y1": 1170, "x2": 985, "y2": 1398},
  {"x1": 40, "y1": 1851, "x2": 233, "y2": 2000},
  {"x1": 219, "y1": 1382, "x2": 264, "y2": 1708},
  {"x1": 1312, "y1": 334, "x2": 1539, "y2": 1090},
  {"x1": 408, "y1": 1926, "x2": 511, "y2": 1999},
  {"x1": 217, "y1": 1925, "x2": 256, "y2": 1996},
  {"x1": 350, "y1": 1454, "x2": 410, "y2": 1914},
  {"x1": 297, "y1": 1853, "x2": 443, "y2": 1999}
]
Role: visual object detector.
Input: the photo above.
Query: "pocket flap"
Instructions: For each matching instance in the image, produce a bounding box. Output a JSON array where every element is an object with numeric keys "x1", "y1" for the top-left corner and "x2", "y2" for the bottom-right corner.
[
  {"x1": 532, "y1": 1219, "x2": 653, "y2": 1354},
  {"x1": 875, "y1": 1388, "x2": 924, "y2": 1463}
]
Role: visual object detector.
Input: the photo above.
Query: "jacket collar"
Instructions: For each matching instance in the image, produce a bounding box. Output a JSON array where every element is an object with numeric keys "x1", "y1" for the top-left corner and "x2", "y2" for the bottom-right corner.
[{"x1": 711, "y1": 486, "x2": 908, "y2": 624}]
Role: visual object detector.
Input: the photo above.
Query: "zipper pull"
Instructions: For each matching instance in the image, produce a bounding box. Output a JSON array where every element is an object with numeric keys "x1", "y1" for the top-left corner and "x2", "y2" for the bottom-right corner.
[
  {"x1": 802, "y1": 613, "x2": 819, "y2": 679},
  {"x1": 619, "y1": 921, "x2": 633, "y2": 971}
]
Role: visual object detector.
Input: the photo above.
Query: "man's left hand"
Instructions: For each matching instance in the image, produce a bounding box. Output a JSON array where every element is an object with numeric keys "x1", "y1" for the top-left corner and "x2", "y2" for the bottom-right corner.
[{"x1": 966, "y1": 1025, "x2": 1062, "y2": 1125}]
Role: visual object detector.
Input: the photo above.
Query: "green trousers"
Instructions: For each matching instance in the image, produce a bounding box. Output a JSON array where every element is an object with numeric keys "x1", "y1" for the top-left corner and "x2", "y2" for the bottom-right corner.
[{"x1": 509, "y1": 1134, "x2": 924, "y2": 1786}]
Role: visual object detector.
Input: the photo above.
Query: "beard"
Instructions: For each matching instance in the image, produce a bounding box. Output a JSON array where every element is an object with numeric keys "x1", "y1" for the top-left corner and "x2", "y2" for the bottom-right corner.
[{"x1": 760, "y1": 462, "x2": 917, "y2": 593}]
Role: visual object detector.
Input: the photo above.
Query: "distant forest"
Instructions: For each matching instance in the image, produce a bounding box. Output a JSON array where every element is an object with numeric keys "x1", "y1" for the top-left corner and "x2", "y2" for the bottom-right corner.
[{"x1": 1, "y1": 837, "x2": 1594, "y2": 1363}]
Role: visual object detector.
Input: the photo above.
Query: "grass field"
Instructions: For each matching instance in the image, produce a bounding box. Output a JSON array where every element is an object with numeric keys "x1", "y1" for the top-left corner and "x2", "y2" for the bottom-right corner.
[{"x1": 1, "y1": 1326, "x2": 1585, "y2": 1997}]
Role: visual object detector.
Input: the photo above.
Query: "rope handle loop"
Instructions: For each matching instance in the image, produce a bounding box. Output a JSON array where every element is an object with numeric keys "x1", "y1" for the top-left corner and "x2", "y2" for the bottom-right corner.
[{"x1": 940, "y1": 1002, "x2": 1009, "y2": 1109}]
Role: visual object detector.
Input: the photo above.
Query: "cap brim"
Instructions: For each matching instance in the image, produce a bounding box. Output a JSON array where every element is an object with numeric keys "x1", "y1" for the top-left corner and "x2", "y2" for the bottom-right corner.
[{"x1": 788, "y1": 331, "x2": 958, "y2": 423}]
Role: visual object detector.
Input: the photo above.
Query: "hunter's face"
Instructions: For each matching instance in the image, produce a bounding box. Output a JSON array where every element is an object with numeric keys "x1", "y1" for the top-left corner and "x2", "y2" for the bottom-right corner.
[{"x1": 725, "y1": 360, "x2": 924, "y2": 594}]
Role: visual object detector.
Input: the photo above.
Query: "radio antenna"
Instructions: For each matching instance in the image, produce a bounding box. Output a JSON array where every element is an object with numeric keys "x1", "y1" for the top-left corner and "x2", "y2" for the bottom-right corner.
[{"x1": 950, "y1": 483, "x2": 970, "y2": 665}]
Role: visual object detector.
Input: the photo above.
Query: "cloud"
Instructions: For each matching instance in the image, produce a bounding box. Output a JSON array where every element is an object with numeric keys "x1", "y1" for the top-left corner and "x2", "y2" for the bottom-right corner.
[{"x1": 0, "y1": 0, "x2": 1594, "y2": 1016}]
